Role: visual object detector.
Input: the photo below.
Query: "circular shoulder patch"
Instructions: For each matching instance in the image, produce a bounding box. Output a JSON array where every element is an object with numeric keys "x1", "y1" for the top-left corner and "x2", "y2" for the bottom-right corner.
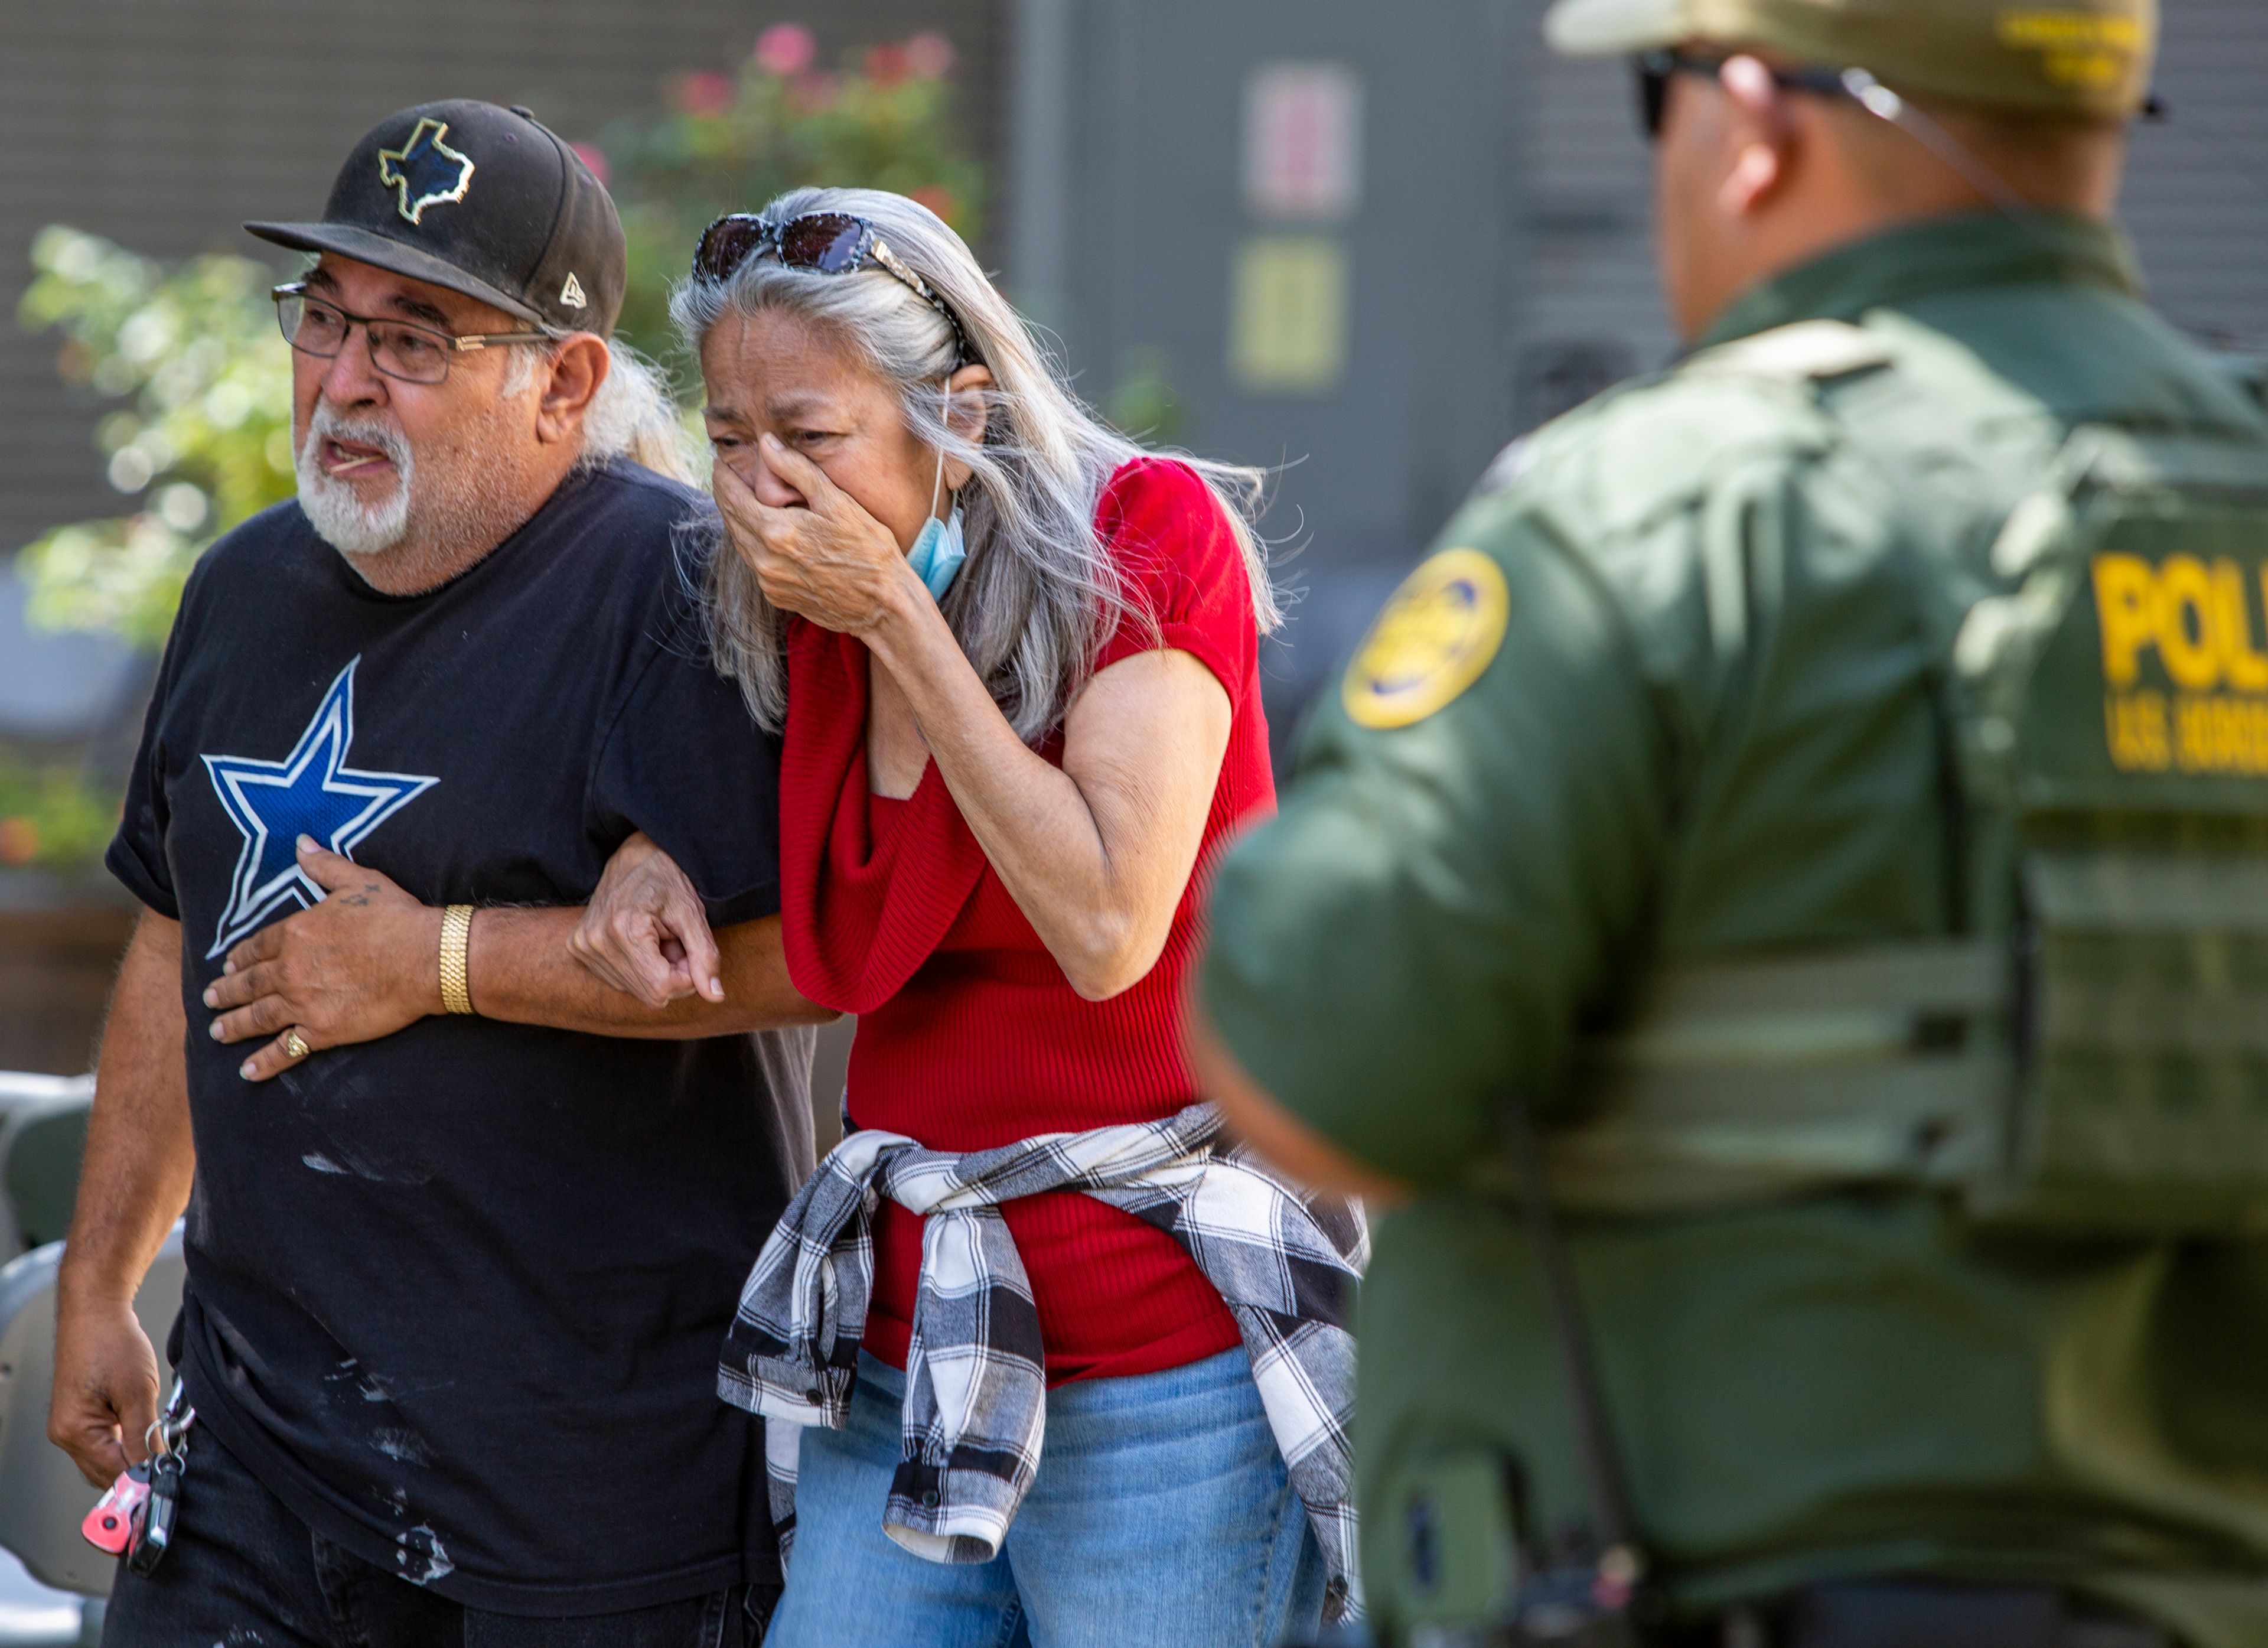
[{"x1": 1342, "y1": 548, "x2": 1511, "y2": 729}]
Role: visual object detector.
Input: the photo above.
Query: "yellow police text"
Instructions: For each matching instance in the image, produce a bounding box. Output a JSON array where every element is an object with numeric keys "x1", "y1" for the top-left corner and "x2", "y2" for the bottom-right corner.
[
  {"x1": 2103, "y1": 689, "x2": 2268, "y2": 776},
  {"x1": 2093, "y1": 552, "x2": 2268, "y2": 693}
]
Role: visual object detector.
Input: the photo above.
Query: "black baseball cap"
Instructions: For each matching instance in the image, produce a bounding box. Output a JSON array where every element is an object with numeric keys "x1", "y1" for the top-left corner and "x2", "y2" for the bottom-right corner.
[{"x1": 246, "y1": 100, "x2": 625, "y2": 338}]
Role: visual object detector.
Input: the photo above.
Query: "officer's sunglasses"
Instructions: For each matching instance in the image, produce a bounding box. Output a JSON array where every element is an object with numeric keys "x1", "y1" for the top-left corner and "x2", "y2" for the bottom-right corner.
[
  {"x1": 272, "y1": 284, "x2": 555, "y2": 386},
  {"x1": 693, "y1": 210, "x2": 975, "y2": 366},
  {"x1": 1633, "y1": 48, "x2": 1852, "y2": 141},
  {"x1": 1636, "y1": 47, "x2": 2168, "y2": 143}
]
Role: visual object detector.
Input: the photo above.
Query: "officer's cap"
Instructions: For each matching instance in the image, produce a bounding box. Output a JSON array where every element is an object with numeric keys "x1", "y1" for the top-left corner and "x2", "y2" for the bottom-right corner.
[{"x1": 1543, "y1": 0, "x2": 2158, "y2": 119}]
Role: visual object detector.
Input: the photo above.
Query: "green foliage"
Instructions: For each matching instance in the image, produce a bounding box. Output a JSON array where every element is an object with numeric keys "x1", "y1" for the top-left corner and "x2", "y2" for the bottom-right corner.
[
  {"x1": 591, "y1": 24, "x2": 985, "y2": 366},
  {"x1": 16, "y1": 227, "x2": 297, "y2": 649},
  {"x1": 4, "y1": 229, "x2": 293, "y2": 872},
  {"x1": 0, "y1": 756, "x2": 118, "y2": 872}
]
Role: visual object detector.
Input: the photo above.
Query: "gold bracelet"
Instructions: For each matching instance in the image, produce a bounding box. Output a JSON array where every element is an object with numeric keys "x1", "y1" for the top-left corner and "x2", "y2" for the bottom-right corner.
[{"x1": 438, "y1": 904, "x2": 476, "y2": 1016}]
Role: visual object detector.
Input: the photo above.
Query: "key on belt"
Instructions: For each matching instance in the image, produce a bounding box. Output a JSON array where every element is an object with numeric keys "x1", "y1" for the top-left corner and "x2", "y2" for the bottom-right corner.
[{"x1": 82, "y1": 1380, "x2": 195, "y2": 1573}]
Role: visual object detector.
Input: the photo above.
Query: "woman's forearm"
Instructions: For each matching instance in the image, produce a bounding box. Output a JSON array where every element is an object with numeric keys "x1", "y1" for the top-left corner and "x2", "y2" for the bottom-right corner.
[
  {"x1": 871, "y1": 590, "x2": 1119, "y2": 965},
  {"x1": 864, "y1": 581, "x2": 1218, "y2": 998},
  {"x1": 714, "y1": 435, "x2": 1230, "y2": 999},
  {"x1": 471, "y1": 910, "x2": 834, "y2": 1036}
]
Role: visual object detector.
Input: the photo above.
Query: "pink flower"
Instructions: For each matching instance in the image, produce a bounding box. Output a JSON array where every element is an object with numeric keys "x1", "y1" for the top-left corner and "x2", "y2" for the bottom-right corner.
[
  {"x1": 905, "y1": 31, "x2": 955, "y2": 79},
  {"x1": 569, "y1": 142, "x2": 610, "y2": 185},
  {"x1": 675, "y1": 71, "x2": 735, "y2": 118},
  {"x1": 755, "y1": 22, "x2": 817, "y2": 77},
  {"x1": 863, "y1": 43, "x2": 911, "y2": 88}
]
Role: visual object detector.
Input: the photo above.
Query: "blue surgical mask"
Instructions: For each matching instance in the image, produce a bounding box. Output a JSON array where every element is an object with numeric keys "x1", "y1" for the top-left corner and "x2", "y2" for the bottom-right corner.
[
  {"x1": 906, "y1": 506, "x2": 966, "y2": 601},
  {"x1": 906, "y1": 377, "x2": 968, "y2": 601}
]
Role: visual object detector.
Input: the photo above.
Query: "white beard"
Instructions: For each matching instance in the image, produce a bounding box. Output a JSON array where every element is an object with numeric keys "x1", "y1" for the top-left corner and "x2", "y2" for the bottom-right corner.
[
  {"x1": 294, "y1": 396, "x2": 536, "y2": 589},
  {"x1": 295, "y1": 405, "x2": 414, "y2": 560}
]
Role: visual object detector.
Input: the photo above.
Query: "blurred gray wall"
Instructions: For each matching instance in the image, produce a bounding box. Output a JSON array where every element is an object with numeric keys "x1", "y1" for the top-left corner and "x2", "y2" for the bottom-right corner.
[{"x1": 1009, "y1": 0, "x2": 2268, "y2": 750}]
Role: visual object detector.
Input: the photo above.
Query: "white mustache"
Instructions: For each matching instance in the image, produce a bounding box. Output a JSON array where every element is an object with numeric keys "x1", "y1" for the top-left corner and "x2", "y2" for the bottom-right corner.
[{"x1": 304, "y1": 405, "x2": 412, "y2": 475}]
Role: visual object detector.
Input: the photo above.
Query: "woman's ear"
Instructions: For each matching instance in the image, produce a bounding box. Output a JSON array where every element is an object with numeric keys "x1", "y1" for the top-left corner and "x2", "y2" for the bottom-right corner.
[{"x1": 941, "y1": 363, "x2": 994, "y2": 492}]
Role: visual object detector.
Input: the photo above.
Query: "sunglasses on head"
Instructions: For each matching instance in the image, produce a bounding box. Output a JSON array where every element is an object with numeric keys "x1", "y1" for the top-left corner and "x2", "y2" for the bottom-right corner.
[
  {"x1": 1632, "y1": 48, "x2": 1852, "y2": 141},
  {"x1": 693, "y1": 210, "x2": 976, "y2": 366}
]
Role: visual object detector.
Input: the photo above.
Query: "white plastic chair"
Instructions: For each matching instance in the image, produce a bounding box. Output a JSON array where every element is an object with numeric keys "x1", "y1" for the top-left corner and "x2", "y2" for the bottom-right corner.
[
  {"x1": 0, "y1": 1077, "x2": 93, "y2": 1268},
  {"x1": 0, "y1": 1228, "x2": 185, "y2": 1596}
]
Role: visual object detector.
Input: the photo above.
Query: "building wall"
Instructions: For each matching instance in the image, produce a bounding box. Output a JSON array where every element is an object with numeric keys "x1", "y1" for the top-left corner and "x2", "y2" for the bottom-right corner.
[
  {"x1": 1018, "y1": 0, "x2": 2268, "y2": 738},
  {"x1": 2120, "y1": 0, "x2": 2268, "y2": 354},
  {"x1": 1022, "y1": 0, "x2": 1532, "y2": 734}
]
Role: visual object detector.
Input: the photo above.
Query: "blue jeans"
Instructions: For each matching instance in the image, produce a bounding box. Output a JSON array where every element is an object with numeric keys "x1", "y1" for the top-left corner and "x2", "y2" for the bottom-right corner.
[{"x1": 765, "y1": 1348, "x2": 1327, "y2": 1648}]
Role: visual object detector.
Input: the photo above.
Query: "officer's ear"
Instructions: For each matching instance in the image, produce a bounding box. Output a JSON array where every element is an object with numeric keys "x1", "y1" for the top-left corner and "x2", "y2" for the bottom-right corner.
[
  {"x1": 531, "y1": 333, "x2": 610, "y2": 447},
  {"x1": 1716, "y1": 54, "x2": 1798, "y2": 218}
]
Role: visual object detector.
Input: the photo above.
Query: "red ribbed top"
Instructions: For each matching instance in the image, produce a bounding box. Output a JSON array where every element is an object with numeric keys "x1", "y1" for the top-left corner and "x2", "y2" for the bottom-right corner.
[{"x1": 778, "y1": 458, "x2": 1275, "y2": 1383}]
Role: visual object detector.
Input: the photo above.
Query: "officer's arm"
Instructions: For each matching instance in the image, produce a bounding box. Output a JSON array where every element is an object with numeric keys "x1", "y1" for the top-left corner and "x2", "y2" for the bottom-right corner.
[
  {"x1": 1191, "y1": 1007, "x2": 1409, "y2": 1201},
  {"x1": 1198, "y1": 513, "x2": 1666, "y2": 1191}
]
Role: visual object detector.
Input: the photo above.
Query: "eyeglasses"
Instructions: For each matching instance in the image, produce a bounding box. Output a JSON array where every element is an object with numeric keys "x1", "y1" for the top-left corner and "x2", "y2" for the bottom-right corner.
[
  {"x1": 693, "y1": 211, "x2": 976, "y2": 367},
  {"x1": 1632, "y1": 49, "x2": 1852, "y2": 141},
  {"x1": 271, "y1": 284, "x2": 555, "y2": 385}
]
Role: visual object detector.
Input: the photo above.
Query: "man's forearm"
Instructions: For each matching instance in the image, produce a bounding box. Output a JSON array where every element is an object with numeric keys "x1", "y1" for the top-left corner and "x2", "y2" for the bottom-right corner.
[
  {"x1": 59, "y1": 911, "x2": 194, "y2": 1306},
  {"x1": 210, "y1": 849, "x2": 833, "y2": 1079},
  {"x1": 470, "y1": 910, "x2": 831, "y2": 1036}
]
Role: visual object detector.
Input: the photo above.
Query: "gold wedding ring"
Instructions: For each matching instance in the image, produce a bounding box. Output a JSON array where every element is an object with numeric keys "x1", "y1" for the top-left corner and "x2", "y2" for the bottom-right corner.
[{"x1": 282, "y1": 1028, "x2": 311, "y2": 1061}]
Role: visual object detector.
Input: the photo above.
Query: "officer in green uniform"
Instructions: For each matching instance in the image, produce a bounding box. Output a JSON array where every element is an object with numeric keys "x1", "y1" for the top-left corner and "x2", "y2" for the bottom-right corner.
[{"x1": 1195, "y1": 2, "x2": 2268, "y2": 1644}]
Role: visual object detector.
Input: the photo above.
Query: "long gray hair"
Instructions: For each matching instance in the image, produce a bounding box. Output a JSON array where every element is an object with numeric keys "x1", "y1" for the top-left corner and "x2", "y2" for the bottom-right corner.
[
  {"x1": 670, "y1": 185, "x2": 1279, "y2": 740},
  {"x1": 506, "y1": 338, "x2": 696, "y2": 484}
]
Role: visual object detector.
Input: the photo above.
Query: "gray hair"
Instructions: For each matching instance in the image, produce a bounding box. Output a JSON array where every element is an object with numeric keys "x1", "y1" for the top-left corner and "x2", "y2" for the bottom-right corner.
[
  {"x1": 504, "y1": 338, "x2": 697, "y2": 485},
  {"x1": 669, "y1": 185, "x2": 1278, "y2": 740}
]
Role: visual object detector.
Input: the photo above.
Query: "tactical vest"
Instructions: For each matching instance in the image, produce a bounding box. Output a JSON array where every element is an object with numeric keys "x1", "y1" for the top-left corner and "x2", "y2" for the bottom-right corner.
[{"x1": 1550, "y1": 322, "x2": 2268, "y2": 1235}]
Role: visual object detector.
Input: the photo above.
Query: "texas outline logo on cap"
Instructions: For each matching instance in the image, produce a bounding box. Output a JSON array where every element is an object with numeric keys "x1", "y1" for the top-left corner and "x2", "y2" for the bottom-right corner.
[{"x1": 377, "y1": 118, "x2": 476, "y2": 226}]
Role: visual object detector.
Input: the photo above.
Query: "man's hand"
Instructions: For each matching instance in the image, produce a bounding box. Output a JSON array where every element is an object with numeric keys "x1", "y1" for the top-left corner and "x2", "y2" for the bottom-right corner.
[
  {"x1": 205, "y1": 836, "x2": 442, "y2": 1080},
  {"x1": 48, "y1": 1298, "x2": 159, "y2": 1487},
  {"x1": 568, "y1": 832, "x2": 722, "y2": 1009}
]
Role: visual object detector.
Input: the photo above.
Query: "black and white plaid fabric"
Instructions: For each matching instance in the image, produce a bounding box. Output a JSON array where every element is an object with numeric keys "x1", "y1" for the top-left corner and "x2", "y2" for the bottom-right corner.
[{"x1": 719, "y1": 1101, "x2": 1368, "y2": 1622}]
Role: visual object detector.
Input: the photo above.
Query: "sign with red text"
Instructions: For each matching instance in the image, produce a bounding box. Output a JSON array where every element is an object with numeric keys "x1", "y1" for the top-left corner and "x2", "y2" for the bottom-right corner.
[{"x1": 1243, "y1": 63, "x2": 1363, "y2": 222}]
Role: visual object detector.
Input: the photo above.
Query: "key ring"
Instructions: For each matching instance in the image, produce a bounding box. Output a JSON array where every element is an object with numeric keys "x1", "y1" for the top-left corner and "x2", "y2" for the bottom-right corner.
[{"x1": 142, "y1": 1377, "x2": 196, "y2": 1460}]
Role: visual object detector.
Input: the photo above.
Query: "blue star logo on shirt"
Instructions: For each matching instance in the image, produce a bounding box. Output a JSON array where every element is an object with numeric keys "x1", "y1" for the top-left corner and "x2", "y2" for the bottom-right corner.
[{"x1": 201, "y1": 659, "x2": 438, "y2": 959}]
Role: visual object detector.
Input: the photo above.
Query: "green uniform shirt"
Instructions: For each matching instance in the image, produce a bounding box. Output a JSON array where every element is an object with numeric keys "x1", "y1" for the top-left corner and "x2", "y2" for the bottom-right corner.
[{"x1": 1203, "y1": 211, "x2": 2268, "y2": 1646}]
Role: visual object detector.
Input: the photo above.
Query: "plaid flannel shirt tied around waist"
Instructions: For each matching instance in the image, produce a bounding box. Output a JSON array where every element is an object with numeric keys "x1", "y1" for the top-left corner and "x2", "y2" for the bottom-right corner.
[{"x1": 718, "y1": 1100, "x2": 1369, "y2": 1623}]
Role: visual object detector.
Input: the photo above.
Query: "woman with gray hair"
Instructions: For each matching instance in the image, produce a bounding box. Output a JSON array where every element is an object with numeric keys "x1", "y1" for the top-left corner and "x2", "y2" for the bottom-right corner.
[{"x1": 571, "y1": 188, "x2": 1363, "y2": 1644}]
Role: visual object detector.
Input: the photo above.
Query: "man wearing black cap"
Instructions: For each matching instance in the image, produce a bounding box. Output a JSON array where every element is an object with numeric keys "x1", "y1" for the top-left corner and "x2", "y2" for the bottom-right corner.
[{"x1": 47, "y1": 101, "x2": 825, "y2": 1645}]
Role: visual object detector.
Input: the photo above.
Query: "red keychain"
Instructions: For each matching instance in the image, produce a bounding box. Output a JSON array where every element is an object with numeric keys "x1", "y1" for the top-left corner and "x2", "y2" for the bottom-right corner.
[
  {"x1": 83, "y1": 1461, "x2": 152, "y2": 1556},
  {"x1": 82, "y1": 1381, "x2": 195, "y2": 1563}
]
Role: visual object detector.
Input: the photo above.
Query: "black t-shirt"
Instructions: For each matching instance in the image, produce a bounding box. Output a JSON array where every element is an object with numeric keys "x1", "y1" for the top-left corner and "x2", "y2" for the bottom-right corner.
[{"x1": 109, "y1": 461, "x2": 814, "y2": 1614}]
